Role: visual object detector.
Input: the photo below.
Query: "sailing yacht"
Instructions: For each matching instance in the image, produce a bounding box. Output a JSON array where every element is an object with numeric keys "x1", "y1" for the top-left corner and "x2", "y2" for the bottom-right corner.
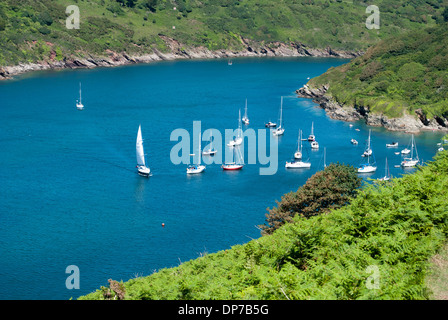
[
  {"x1": 401, "y1": 134, "x2": 419, "y2": 168},
  {"x1": 294, "y1": 130, "x2": 303, "y2": 159},
  {"x1": 307, "y1": 122, "x2": 315, "y2": 141},
  {"x1": 358, "y1": 129, "x2": 377, "y2": 173},
  {"x1": 242, "y1": 99, "x2": 249, "y2": 125},
  {"x1": 378, "y1": 157, "x2": 391, "y2": 181},
  {"x1": 202, "y1": 131, "x2": 217, "y2": 156},
  {"x1": 136, "y1": 125, "x2": 150, "y2": 177},
  {"x1": 187, "y1": 134, "x2": 206, "y2": 174},
  {"x1": 273, "y1": 97, "x2": 285, "y2": 136},
  {"x1": 76, "y1": 82, "x2": 84, "y2": 110},
  {"x1": 222, "y1": 146, "x2": 244, "y2": 170},
  {"x1": 286, "y1": 130, "x2": 311, "y2": 169},
  {"x1": 227, "y1": 109, "x2": 243, "y2": 147}
]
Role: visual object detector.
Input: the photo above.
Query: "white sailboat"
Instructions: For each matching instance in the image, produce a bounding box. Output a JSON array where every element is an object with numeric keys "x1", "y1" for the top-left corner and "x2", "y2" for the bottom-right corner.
[
  {"x1": 294, "y1": 130, "x2": 303, "y2": 160},
  {"x1": 378, "y1": 157, "x2": 391, "y2": 181},
  {"x1": 401, "y1": 134, "x2": 419, "y2": 168},
  {"x1": 358, "y1": 129, "x2": 377, "y2": 173},
  {"x1": 76, "y1": 82, "x2": 84, "y2": 110},
  {"x1": 273, "y1": 97, "x2": 285, "y2": 136},
  {"x1": 187, "y1": 134, "x2": 206, "y2": 174},
  {"x1": 227, "y1": 109, "x2": 243, "y2": 147},
  {"x1": 136, "y1": 125, "x2": 150, "y2": 177},
  {"x1": 324, "y1": 147, "x2": 327, "y2": 168},
  {"x1": 362, "y1": 130, "x2": 373, "y2": 157},
  {"x1": 222, "y1": 146, "x2": 244, "y2": 170},
  {"x1": 286, "y1": 130, "x2": 311, "y2": 169},
  {"x1": 202, "y1": 131, "x2": 217, "y2": 156},
  {"x1": 307, "y1": 122, "x2": 315, "y2": 141},
  {"x1": 242, "y1": 99, "x2": 249, "y2": 125}
]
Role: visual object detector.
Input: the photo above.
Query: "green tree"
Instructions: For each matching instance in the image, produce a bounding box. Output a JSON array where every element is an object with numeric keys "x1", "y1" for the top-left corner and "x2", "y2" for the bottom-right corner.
[{"x1": 260, "y1": 163, "x2": 362, "y2": 235}]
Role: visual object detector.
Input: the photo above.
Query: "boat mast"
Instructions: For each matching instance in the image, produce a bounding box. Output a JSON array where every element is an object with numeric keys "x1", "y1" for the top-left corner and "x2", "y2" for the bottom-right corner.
[
  {"x1": 279, "y1": 96, "x2": 283, "y2": 128},
  {"x1": 79, "y1": 82, "x2": 82, "y2": 104}
]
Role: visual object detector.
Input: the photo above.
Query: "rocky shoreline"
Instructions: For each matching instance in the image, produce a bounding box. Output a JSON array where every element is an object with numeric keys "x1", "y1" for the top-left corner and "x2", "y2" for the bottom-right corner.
[
  {"x1": 296, "y1": 84, "x2": 448, "y2": 133},
  {"x1": 0, "y1": 37, "x2": 361, "y2": 81}
]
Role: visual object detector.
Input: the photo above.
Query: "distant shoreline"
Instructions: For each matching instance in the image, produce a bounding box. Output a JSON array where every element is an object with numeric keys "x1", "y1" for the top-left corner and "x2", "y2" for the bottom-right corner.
[{"x1": 0, "y1": 38, "x2": 361, "y2": 81}]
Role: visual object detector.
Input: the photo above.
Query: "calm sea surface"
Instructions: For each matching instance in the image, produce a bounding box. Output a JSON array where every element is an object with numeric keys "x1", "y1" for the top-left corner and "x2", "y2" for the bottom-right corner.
[{"x1": 0, "y1": 57, "x2": 445, "y2": 299}]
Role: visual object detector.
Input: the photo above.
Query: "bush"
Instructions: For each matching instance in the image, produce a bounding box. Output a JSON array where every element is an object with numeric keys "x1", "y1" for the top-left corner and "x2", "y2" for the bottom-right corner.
[{"x1": 260, "y1": 163, "x2": 362, "y2": 235}]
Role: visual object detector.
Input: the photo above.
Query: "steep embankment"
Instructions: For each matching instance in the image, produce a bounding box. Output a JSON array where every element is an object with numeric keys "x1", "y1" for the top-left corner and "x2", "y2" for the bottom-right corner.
[
  {"x1": 1, "y1": 0, "x2": 447, "y2": 79},
  {"x1": 297, "y1": 24, "x2": 448, "y2": 133},
  {"x1": 80, "y1": 150, "x2": 448, "y2": 300}
]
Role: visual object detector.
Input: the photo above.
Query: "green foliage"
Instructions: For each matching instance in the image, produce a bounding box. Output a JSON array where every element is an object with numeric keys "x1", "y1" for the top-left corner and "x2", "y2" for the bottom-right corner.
[
  {"x1": 260, "y1": 163, "x2": 362, "y2": 235},
  {"x1": 309, "y1": 24, "x2": 448, "y2": 120},
  {"x1": 79, "y1": 151, "x2": 448, "y2": 300},
  {"x1": 0, "y1": 0, "x2": 447, "y2": 66}
]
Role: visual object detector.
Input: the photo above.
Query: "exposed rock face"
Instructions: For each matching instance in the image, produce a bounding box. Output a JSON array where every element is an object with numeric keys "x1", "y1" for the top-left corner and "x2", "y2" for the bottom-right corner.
[
  {"x1": 296, "y1": 84, "x2": 448, "y2": 133},
  {"x1": 0, "y1": 36, "x2": 362, "y2": 80}
]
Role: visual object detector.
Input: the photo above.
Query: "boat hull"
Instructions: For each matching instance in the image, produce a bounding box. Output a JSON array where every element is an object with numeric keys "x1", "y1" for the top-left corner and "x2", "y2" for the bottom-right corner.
[
  {"x1": 358, "y1": 165, "x2": 377, "y2": 173},
  {"x1": 222, "y1": 164, "x2": 244, "y2": 171},
  {"x1": 285, "y1": 161, "x2": 311, "y2": 169},
  {"x1": 401, "y1": 160, "x2": 418, "y2": 167},
  {"x1": 137, "y1": 166, "x2": 150, "y2": 177},
  {"x1": 187, "y1": 165, "x2": 206, "y2": 174},
  {"x1": 273, "y1": 128, "x2": 285, "y2": 136}
]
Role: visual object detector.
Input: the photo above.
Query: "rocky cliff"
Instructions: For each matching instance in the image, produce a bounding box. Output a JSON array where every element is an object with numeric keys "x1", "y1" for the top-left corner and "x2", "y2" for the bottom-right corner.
[
  {"x1": 296, "y1": 84, "x2": 448, "y2": 133},
  {"x1": 0, "y1": 36, "x2": 361, "y2": 81}
]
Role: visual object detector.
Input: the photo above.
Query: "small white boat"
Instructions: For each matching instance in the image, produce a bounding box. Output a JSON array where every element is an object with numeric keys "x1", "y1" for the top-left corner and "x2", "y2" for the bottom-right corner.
[
  {"x1": 401, "y1": 134, "x2": 419, "y2": 168},
  {"x1": 294, "y1": 130, "x2": 304, "y2": 159},
  {"x1": 378, "y1": 158, "x2": 391, "y2": 181},
  {"x1": 386, "y1": 142, "x2": 398, "y2": 147},
  {"x1": 273, "y1": 97, "x2": 285, "y2": 136},
  {"x1": 228, "y1": 109, "x2": 243, "y2": 147},
  {"x1": 265, "y1": 121, "x2": 277, "y2": 128},
  {"x1": 358, "y1": 164, "x2": 377, "y2": 173},
  {"x1": 355, "y1": 128, "x2": 360, "y2": 132},
  {"x1": 394, "y1": 152, "x2": 400, "y2": 155},
  {"x1": 401, "y1": 148, "x2": 411, "y2": 155},
  {"x1": 362, "y1": 148, "x2": 372, "y2": 157},
  {"x1": 187, "y1": 134, "x2": 206, "y2": 174},
  {"x1": 311, "y1": 141, "x2": 319, "y2": 149},
  {"x1": 202, "y1": 132, "x2": 217, "y2": 156},
  {"x1": 285, "y1": 160, "x2": 311, "y2": 169},
  {"x1": 438, "y1": 147, "x2": 445, "y2": 152},
  {"x1": 358, "y1": 129, "x2": 377, "y2": 173},
  {"x1": 76, "y1": 82, "x2": 84, "y2": 110},
  {"x1": 136, "y1": 125, "x2": 150, "y2": 177},
  {"x1": 228, "y1": 60, "x2": 233, "y2": 66},
  {"x1": 351, "y1": 139, "x2": 358, "y2": 145},
  {"x1": 307, "y1": 122, "x2": 316, "y2": 141}
]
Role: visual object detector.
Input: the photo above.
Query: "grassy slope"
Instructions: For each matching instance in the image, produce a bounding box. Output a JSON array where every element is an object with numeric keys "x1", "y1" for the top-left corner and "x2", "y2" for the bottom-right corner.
[
  {"x1": 308, "y1": 23, "x2": 448, "y2": 121},
  {"x1": 81, "y1": 148, "x2": 448, "y2": 300},
  {"x1": 1, "y1": 0, "x2": 447, "y2": 66}
]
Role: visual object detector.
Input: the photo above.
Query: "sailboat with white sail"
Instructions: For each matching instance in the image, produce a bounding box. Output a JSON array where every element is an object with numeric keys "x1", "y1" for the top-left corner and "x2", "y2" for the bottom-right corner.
[
  {"x1": 286, "y1": 130, "x2": 311, "y2": 169},
  {"x1": 242, "y1": 99, "x2": 249, "y2": 125},
  {"x1": 401, "y1": 134, "x2": 419, "y2": 168},
  {"x1": 222, "y1": 146, "x2": 244, "y2": 170},
  {"x1": 136, "y1": 125, "x2": 150, "y2": 177},
  {"x1": 227, "y1": 109, "x2": 243, "y2": 147},
  {"x1": 294, "y1": 130, "x2": 303, "y2": 159},
  {"x1": 308, "y1": 122, "x2": 315, "y2": 141},
  {"x1": 76, "y1": 82, "x2": 84, "y2": 110},
  {"x1": 202, "y1": 131, "x2": 217, "y2": 156},
  {"x1": 358, "y1": 129, "x2": 377, "y2": 173},
  {"x1": 273, "y1": 97, "x2": 285, "y2": 136},
  {"x1": 187, "y1": 134, "x2": 206, "y2": 174},
  {"x1": 378, "y1": 157, "x2": 391, "y2": 181}
]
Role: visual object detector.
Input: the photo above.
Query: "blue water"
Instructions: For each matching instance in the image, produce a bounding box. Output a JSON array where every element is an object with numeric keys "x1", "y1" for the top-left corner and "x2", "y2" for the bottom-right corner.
[{"x1": 0, "y1": 57, "x2": 445, "y2": 300}]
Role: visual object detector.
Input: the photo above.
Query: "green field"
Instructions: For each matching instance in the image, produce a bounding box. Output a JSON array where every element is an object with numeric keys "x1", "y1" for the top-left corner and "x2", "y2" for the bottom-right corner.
[{"x1": 1, "y1": 0, "x2": 447, "y2": 66}]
